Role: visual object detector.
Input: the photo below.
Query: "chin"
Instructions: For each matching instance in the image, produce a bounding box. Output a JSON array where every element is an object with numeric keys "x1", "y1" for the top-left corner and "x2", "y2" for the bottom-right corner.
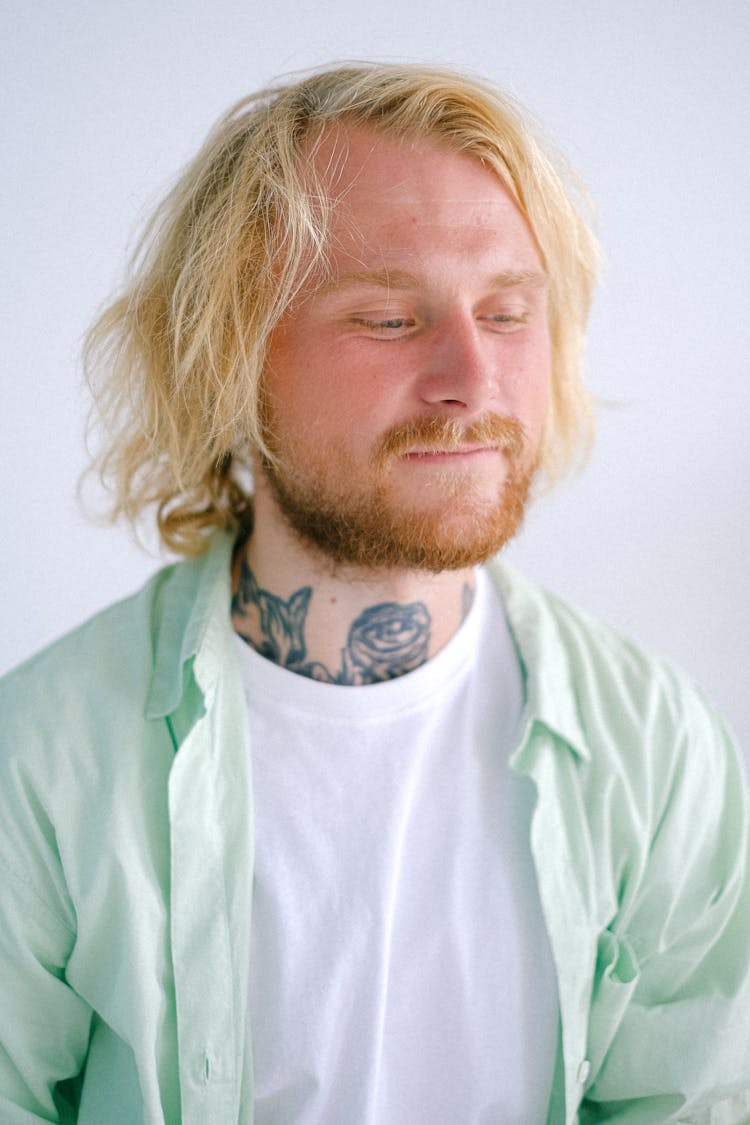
[
  {"x1": 284, "y1": 490, "x2": 530, "y2": 573},
  {"x1": 260, "y1": 447, "x2": 536, "y2": 573}
]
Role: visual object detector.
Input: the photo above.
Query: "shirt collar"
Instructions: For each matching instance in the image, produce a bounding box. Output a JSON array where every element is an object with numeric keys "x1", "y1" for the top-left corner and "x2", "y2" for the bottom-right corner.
[
  {"x1": 485, "y1": 557, "x2": 591, "y2": 763},
  {"x1": 145, "y1": 530, "x2": 236, "y2": 720}
]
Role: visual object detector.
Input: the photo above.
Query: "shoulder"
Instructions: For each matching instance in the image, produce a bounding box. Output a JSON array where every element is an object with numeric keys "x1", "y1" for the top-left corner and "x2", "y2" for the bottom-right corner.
[
  {"x1": 0, "y1": 555, "x2": 207, "y2": 824},
  {"x1": 0, "y1": 532, "x2": 236, "y2": 779},
  {"x1": 0, "y1": 564, "x2": 175, "y2": 931},
  {"x1": 0, "y1": 562, "x2": 175, "y2": 735},
  {"x1": 488, "y1": 562, "x2": 749, "y2": 982},
  {"x1": 486, "y1": 559, "x2": 742, "y2": 795},
  {"x1": 0, "y1": 531, "x2": 235, "y2": 725}
]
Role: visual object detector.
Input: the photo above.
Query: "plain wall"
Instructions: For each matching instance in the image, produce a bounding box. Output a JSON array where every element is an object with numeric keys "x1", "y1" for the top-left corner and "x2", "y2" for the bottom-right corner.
[{"x1": 2, "y1": 0, "x2": 748, "y2": 750}]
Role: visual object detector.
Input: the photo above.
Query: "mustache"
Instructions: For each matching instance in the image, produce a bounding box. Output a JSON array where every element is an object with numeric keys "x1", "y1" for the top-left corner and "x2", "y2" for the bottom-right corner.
[{"x1": 373, "y1": 414, "x2": 526, "y2": 464}]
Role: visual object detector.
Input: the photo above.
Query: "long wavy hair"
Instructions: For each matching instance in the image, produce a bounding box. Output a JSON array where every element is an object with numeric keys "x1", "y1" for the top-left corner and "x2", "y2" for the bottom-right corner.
[{"x1": 83, "y1": 62, "x2": 601, "y2": 555}]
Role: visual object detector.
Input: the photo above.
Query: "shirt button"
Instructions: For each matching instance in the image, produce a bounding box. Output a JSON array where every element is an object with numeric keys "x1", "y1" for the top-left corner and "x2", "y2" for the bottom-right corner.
[{"x1": 577, "y1": 1059, "x2": 591, "y2": 1085}]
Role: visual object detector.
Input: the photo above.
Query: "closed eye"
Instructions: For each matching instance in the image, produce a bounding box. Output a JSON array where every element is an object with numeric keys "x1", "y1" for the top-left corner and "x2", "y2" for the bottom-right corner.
[
  {"x1": 354, "y1": 317, "x2": 416, "y2": 334},
  {"x1": 479, "y1": 312, "x2": 529, "y2": 331}
]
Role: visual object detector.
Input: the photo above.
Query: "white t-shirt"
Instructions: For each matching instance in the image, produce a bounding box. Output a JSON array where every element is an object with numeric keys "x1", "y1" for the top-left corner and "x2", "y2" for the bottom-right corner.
[{"x1": 236, "y1": 568, "x2": 559, "y2": 1124}]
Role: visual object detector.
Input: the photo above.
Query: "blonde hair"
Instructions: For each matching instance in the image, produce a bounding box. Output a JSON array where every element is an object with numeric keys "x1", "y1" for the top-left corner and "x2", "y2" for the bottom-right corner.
[{"x1": 83, "y1": 62, "x2": 600, "y2": 555}]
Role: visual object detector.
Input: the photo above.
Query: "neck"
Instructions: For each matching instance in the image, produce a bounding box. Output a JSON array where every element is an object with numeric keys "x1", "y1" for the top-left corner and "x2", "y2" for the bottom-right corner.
[{"x1": 231, "y1": 494, "x2": 476, "y2": 686}]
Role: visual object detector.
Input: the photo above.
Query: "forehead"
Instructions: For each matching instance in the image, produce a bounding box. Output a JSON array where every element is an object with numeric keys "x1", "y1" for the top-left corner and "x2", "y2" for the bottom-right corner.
[
  {"x1": 304, "y1": 123, "x2": 540, "y2": 269},
  {"x1": 308, "y1": 122, "x2": 510, "y2": 210}
]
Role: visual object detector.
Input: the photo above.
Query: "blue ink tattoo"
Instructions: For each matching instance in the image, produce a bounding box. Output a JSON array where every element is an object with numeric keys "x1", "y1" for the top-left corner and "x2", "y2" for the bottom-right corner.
[
  {"x1": 232, "y1": 557, "x2": 431, "y2": 684},
  {"x1": 342, "y1": 602, "x2": 430, "y2": 684}
]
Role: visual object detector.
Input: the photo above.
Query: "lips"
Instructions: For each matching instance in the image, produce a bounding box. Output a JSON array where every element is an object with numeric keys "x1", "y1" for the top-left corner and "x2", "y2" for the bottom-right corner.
[{"x1": 403, "y1": 444, "x2": 500, "y2": 458}]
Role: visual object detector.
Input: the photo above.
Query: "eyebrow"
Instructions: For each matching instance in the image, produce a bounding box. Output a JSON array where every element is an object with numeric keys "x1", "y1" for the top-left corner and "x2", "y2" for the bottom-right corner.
[{"x1": 315, "y1": 267, "x2": 548, "y2": 295}]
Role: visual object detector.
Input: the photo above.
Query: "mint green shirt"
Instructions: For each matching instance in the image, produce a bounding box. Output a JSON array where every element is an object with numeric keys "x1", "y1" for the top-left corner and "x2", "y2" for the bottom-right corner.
[{"x1": 1, "y1": 532, "x2": 748, "y2": 1124}]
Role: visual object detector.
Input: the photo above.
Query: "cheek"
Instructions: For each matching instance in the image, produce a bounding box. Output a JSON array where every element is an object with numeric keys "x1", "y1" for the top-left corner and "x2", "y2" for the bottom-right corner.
[
  {"x1": 502, "y1": 344, "x2": 550, "y2": 426},
  {"x1": 523, "y1": 332, "x2": 552, "y2": 417},
  {"x1": 264, "y1": 334, "x2": 334, "y2": 434},
  {"x1": 529, "y1": 355, "x2": 552, "y2": 420},
  {"x1": 301, "y1": 346, "x2": 402, "y2": 438}
]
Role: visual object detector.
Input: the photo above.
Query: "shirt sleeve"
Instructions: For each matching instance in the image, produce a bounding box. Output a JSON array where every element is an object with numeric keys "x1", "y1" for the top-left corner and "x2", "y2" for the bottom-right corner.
[
  {"x1": 0, "y1": 862, "x2": 92, "y2": 1123},
  {"x1": 0, "y1": 667, "x2": 94, "y2": 1123},
  {"x1": 580, "y1": 685, "x2": 750, "y2": 1123}
]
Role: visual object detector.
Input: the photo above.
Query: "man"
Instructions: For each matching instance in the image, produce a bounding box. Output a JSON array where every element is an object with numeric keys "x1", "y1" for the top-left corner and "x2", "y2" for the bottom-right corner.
[{"x1": 1, "y1": 63, "x2": 748, "y2": 1125}]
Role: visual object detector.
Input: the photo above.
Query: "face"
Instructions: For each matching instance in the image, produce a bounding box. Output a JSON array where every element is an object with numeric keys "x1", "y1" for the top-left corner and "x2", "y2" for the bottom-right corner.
[{"x1": 258, "y1": 124, "x2": 551, "y2": 572}]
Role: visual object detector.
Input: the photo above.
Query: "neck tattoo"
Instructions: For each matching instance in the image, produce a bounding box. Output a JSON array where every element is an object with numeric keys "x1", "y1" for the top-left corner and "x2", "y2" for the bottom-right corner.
[{"x1": 232, "y1": 555, "x2": 432, "y2": 685}]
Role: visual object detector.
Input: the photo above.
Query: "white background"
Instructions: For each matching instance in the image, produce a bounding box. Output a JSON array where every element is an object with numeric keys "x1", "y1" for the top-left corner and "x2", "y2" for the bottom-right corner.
[{"x1": 1, "y1": 1, "x2": 748, "y2": 750}]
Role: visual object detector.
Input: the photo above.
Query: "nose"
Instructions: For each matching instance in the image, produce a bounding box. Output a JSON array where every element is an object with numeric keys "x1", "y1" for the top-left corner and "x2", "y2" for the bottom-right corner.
[{"x1": 416, "y1": 312, "x2": 499, "y2": 414}]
